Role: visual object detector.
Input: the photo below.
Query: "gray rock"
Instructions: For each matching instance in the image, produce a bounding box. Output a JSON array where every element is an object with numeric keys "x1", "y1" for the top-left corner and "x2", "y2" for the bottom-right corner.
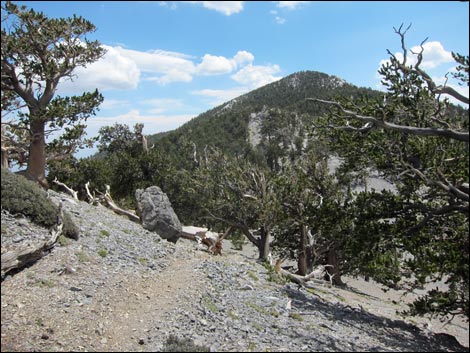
[{"x1": 135, "y1": 186, "x2": 182, "y2": 243}]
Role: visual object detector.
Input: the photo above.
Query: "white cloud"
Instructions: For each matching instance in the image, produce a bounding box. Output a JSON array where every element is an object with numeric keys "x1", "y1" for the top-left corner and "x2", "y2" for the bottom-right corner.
[
  {"x1": 115, "y1": 47, "x2": 196, "y2": 84},
  {"x1": 192, "y1": 87, "x2": 250, "y2": 106},
  {"x1": 411, "y1": 41, "x2": 454, "y2": 69},
  {"x1": 140, "y1": 98, "x2": 184, "y2": 114},
  {"x1": 157, "y1": 1, "x2": 178, "y2": 10},
  {"x1": 189, "y1": 1, "x2": 245, "y2": 15},
  {"x1": 193, "y1": 63, "x2": 283, "y2": 107},
  {"x1": 231, "y1": 63, "x2": 282, "y2": 88},
  {"x1": 100, "y1": 99, "x2": 131, "y2": 110},
  {"x1": 88, "y1": 110, "x2": 194, "y2": 135},
  {"x1": 145, "y1": 70, "x2": 194, "y2": 85},
  {"x1": 197, "y1": 54, "x2": 235, "y2": 75},
  {"x1": 275, "y1": 1, "x2": 310, "y2": 10},
  {"x1": 274, "y1": 16, "x2": 286, "y2": 24},
  {"x1": 58, "y1": 45, "x2": 199, "y2": 92},
  {"x1": 233, "y1": 50, "x2": 255, "y2": 66},
  {"x1": 56, "y1": 44, "x2": 265, "y2": 94},
  {"x1": 380, "y1": 41, "x2": 454, "y2": 70},
  {"x1": 270, "y1": 9, "x2": 285, "y2": 24},
  {"x1": 196, "y1": 50, "x2": 254, "y2": 76},
  {"x1": 58, "y1": 45, "x2": 140, "y2": 94}
]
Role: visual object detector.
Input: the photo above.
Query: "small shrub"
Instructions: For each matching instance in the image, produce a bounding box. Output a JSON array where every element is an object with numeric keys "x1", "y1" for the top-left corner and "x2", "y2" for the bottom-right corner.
[
  {"x1": 289, "y1": 312, "x2": 303, "y2": 321},
  {"x1": 247, "y1": 342, "x2": 257, "y2": 351},
  {"x1": 229, "y1": 230, "x2": 246, "y2": 250},
  {"x1": 263, "y1": 262, "x2": 288, "y2": 285},
  {"x1": 202, "y1": 296, "x2": 219, "y2": 313},
  {"x1": 37, "y1": 278, "x2": 55, "y2": 288},
  {"x1": 269, "y1": 309, "x2": 280, "y2": 318},
  {"x1": 58, "y1": 234, "x2": 71, "y2": 247},
  {"x1": 99, "y1": 229, "x2": 110, "y2": 238},
  {"x1": 1, "y1": 169, "x2": 79, "y2": 240},
  {"x1": 76, "y1": 250, "x2": 90, "y2": 262},
  {"x1": 97, "y1": 249, "x2": 108, "y2": 258},
  {"x1": 247, "y1": 270, "x2": 259, "y2": 282},
  {"x1": 162, "y1": 335, "x2": 210, "y2": 352},
  {"x1": 245, "y1": 301, "x2": 269, "y2": 315},
  {"x1": 227, "y1": 310, "x2": 239, "y2": 320}
]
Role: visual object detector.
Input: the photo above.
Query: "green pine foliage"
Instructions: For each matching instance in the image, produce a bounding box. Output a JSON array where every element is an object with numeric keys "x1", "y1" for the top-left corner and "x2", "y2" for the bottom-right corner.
[
  {"x1": 1, "y1": 168, "x2": 79, "y2": 240},
  {"x1": 46, "y1": 57, "x2": 468, "y2": 320}
]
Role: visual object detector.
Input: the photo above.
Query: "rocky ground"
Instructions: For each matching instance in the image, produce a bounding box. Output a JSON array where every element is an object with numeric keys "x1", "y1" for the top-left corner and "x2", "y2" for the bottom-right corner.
[{"x1": 1, "y1": 190, "x2": 468, "y2": 352}]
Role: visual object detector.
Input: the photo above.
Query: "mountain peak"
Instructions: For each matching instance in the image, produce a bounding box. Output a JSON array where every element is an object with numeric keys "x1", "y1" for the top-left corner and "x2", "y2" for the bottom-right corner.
[{"x1": 151, "y1": 70, "x2": 379, "y2": 165}]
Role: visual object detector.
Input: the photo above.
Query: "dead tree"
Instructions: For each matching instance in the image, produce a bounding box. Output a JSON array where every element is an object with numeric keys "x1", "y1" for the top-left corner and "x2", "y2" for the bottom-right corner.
[
  {"x1": 274, "y1": 258, "x2": 336, "y2": 288},
  {"x1": 52, "y1": 177, "x2": 79, "y2": 201},
  {"x1": 181, "y1": 226, "x2": 233, "y2": 255},
  {"x1": 1, "y1": 202, "x2": 64, "y2": 277},
  {"x1": 96, "y1": 185, "x2": 140, "y2": 223}
]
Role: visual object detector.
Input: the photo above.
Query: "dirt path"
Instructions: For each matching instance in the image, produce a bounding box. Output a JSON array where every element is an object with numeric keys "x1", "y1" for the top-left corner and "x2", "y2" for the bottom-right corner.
[
  {"x1": 1, "y1": 245, "x2": 211, "y2": 352},
  {"x1": 2, "y1": 240, "x2": 468, "y2": 351},
  {"x1": 100, "y1": 254, "x2": 209, "y2": 351}
]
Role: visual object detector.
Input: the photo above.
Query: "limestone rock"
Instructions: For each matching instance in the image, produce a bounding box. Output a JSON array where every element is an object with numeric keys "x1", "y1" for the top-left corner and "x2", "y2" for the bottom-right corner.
[{"x1": 135, "y1": 186, "x2": 181, "y2": 243}]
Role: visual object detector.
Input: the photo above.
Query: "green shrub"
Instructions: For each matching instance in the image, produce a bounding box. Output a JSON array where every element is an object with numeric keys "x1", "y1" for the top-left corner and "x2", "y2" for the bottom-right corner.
[
  {"x1": 97, "y1": 248, "x2": 108, "y2": 258},
  {"x1": 229, "y1": 230, "x2": 246, "y2": 250},
  {"x1": 162, "y1": 335, "x2": 210, "y2": 352},
  {"x1": 99, "y1": 229, "x2": 110, "y2": 238},
  {"x1": 1, "y1": 168, "x2": 79, "y2": 240}
]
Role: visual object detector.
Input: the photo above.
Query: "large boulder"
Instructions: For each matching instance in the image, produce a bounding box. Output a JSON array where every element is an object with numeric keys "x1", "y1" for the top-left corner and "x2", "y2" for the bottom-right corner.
[{"x1": 135, "y1": 186, "x2": 181, "y2": 243}]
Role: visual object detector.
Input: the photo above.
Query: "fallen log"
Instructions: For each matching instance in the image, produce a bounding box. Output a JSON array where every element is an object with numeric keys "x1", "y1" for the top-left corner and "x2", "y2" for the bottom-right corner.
[
  {"x1": 181, "y1": 226, "x2": 233, "y2": 255},
  {"x1": 1, "y1": 203, "x2": 64, "y2": 278},
  {"x1": 96, "y1": 185, "x2": 140, "y2": 223},
  {"x1": 52, "y1": 177, "x2": 78, "y2": 201},
  {"x1": 102, "y1": 193, "x2": 140, "y2": 223},
  {"x1": 274, "y1": 259, "x2": 335, "y2": 288},
  {"x1": 85, "y1": 181, "x2": 99, "y2": 205}
]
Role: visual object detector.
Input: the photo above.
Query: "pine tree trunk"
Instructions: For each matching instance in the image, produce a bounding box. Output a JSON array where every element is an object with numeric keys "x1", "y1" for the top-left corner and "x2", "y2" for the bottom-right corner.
[
  {"x1": 298, "y1": 224, "x2": 314, "y2": 276},
  {"x1": 298, "y1": 224, "x2": 308, "y2": 275},
  {"x1": 1, "y1": 149, "x2": 9, "y2": 169},
  {"x1": 26, "y1": 120, "x2": 49, "y2": 189},
  {"x1": 326, "y1": 246, "x2": 344, "y2": 286},
  {"x1": 258, "y1": 226, "x2": 271, "y2": 261}
]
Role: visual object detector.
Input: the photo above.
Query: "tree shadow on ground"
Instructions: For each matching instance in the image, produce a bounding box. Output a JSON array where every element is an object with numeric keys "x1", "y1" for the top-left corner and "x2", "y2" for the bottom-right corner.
[{"x1": 282, "y1": 286, "x2": 467, "y2": 352}]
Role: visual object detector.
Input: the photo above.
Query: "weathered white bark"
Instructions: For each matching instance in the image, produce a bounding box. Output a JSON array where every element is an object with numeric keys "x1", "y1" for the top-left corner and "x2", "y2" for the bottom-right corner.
[
  {"x1": 52, "y1": 177, "x2": 79, "y2": 200},
  {"x1": 180, "y1": 226, "x2": 233, "y2": 255},
  {"x1": 99, "y1": 186, "x2": 140, "y2": 223},
  {"x1": 1, "y1": 203, "x2": 64, "y2": 277},
  {"x1": 274, "y1": 259, "x2": 335, "y2": 288}
]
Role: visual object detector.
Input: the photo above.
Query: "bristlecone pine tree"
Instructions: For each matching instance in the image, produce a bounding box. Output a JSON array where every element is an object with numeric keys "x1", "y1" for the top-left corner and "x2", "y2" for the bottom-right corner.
[
  {"x1": 309, "y1": 24, "x2": 468, "y2": 319},
  {"x1": 1, "y1": 1, "x2": 105, "y2": 187}
]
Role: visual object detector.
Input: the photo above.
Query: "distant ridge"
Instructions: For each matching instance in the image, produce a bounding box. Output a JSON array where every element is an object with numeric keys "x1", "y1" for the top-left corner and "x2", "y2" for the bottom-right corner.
[{"x1": 149, "y1": 71, "x2": 380, "y2": 165}]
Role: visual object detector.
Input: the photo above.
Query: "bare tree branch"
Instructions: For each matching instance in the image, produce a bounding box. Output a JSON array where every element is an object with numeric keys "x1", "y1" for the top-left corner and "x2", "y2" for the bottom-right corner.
[
  {"x1": 308, "y1": 98, "x2": 469, "y2": 142},
  {"x1": 52, "y1": 177, "x2": 78, "y2": 200},
  {"x1": 391, "y1": 25, "x2": 469, "y2": 105}
]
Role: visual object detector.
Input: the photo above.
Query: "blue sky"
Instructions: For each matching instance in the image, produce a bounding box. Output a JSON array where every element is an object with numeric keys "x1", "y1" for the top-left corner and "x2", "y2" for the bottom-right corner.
[{"x1": 10, "y1": 1, "x2": 470, "y2": 157}]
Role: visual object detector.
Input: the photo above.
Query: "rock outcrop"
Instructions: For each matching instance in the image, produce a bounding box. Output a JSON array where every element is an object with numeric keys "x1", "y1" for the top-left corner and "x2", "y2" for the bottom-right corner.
[{"x1": 135, "y1": 186, "x2": 182, "y2": 243}]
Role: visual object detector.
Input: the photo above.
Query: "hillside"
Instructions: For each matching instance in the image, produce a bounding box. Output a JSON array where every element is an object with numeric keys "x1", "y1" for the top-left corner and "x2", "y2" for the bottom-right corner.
[
  {"x1": 149, "y1": 71, "x2": 381, "y2": 167},
  {"x1": 1, "y1": 190, "x2": 468, "y2": 352}
]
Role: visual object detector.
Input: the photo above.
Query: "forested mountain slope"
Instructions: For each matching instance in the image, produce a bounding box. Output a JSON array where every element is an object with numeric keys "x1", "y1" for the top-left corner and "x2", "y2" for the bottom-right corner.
[{"x1": 149, "y1": 71, "x2": 381, "y2": 167}]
